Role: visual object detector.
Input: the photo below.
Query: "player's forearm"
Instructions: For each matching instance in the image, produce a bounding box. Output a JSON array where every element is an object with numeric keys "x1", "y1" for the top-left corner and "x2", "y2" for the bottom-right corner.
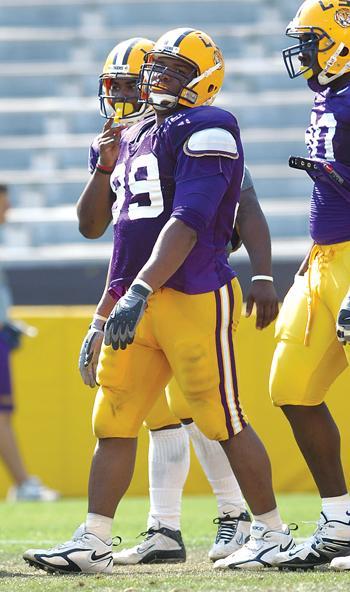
[
  {"x1": 95, "y1": 258, "x2": 117, "y2": 318},
  {"x1": 137, "y1": 218, "x2": 197, "y2": 291},
  {"x1": 237, "y1": 188, "x2": 272, "y2": 276},
  {"x1": 76, "y1": 172, "x2": 113, "y2": 238}
]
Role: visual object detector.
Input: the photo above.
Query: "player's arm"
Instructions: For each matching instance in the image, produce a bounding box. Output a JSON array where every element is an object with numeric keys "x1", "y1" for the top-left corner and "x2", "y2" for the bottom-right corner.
[
  {"x1": 79, "y1": 257, "x2": 117, "y2": 387},
  {"x1": 336, "y1": 288, "x2": 350, "y2": 345},
  {"x1": 76, "y1": 119, "x2": 124, "y2": 238},
  {"x1": 236, "y1": 180, "x2": 279, "y2": 329}
]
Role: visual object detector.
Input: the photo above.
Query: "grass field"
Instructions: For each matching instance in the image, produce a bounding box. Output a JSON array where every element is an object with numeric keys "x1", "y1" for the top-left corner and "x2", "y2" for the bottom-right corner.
[{"x1": 0, "y1": 493, "x2": 349, "y2": 591}]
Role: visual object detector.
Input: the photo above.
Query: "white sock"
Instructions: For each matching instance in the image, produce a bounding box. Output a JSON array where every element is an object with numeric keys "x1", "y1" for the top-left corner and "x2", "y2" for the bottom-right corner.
[
  {"x1": 253, "y1": 508, "x2": 283, "y2": 532},
  {"x1": 322, "y1": 493, "x2": 350, "y2": 521},
  {"x1": 183, "y1": 421, "x2": 245, "y2": 517},
  {"x1": 85, "y1": 513, "x2": 113, "y2": 542},
  {"x1": 147, "y1": 427, "x2": 190, "y2": 531}
]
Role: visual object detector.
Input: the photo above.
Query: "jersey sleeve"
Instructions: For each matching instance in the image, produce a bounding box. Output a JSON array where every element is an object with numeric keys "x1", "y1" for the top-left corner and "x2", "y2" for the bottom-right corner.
[
  {"x1": 171, "y1": 139, "x2": 241, "y2": 232},
  {"x1": 88, "y1": 137, "x2": 100, "y2": 174}
]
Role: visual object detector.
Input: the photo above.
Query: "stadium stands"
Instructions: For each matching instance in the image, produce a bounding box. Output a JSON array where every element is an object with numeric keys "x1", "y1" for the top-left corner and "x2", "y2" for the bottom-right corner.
[{"x1": 0, "y1": 0, "x2": 312, "y2": 265}]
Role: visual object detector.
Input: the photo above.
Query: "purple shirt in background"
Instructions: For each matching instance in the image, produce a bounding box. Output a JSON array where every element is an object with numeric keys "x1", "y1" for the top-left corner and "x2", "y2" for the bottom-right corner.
[
  {"x1": 91, "y1": 106, "x2": 244, "y2": 295},
  {"x1": 305, "y1": 85, "x2": 350, "y2": 244}
]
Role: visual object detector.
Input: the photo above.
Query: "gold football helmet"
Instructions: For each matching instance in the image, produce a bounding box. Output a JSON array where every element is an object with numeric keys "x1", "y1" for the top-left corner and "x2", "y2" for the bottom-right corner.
[
  {"x1": 283, "y1": 0, "x2": 350, "y2": 85},
  {"x1": 138, "y1": 28, "x2": 224, "y2": 110},
  {"x1": 99, "y1": 37, "x2": 154, "y2": 124}
]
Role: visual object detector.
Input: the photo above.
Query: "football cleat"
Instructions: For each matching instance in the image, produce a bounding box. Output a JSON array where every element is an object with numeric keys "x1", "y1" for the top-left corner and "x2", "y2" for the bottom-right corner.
[
  {"x1": 208, "y1": 510, "x2": 251, "y2": 561},
  {"x1": 275, "y1": 512, "x2": 350, "y2": 570},
  {"x1": 113, "y1": 525, "x2": 186, "y2": 565},
  {"x1": 23, "y1": 530, "x2": 113, "y2": 574},
  {"x1": 214, "y1": 522, "x2": 295, "y2": 570},
  {"x1": 330, "y1": 555, "x2": 350, "y2": 570},
  {"x1": 7, "y1": 476, "x2": 60, "y2": 502}
]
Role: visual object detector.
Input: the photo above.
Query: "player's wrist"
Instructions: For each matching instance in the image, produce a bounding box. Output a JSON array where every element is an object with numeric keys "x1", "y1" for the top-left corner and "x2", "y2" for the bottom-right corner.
[
  {"x1": 251, "y1": 275, "x2": 274, "y2": 283},
  {"x1": 90, "y1": 313, "x2": 108, "y2": 331},
  {"x1": 96, "y1": 159, "x2": 115, "y2": 175},
  {"x1": 130, "y1": 279, "x2": 153, "y2": 299}
]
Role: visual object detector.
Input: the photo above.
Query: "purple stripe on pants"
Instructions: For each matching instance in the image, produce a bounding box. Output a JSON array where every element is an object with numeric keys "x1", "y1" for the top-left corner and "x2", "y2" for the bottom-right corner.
[
  {"x1": 215, "y1": 288, "x2": 234, "y2": 439},
  {"x1": 227, "y1": 281, "x2": 246, "y2": 431}
]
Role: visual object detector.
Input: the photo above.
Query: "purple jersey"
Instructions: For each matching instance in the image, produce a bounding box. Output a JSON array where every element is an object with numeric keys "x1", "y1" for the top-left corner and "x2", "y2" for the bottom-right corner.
[
  {"x1": 104, "y1": 106, "x2": 243, "y2": 295},
  {"x1": 305, "y1": 85, "x2": 350, "y2": 244}
]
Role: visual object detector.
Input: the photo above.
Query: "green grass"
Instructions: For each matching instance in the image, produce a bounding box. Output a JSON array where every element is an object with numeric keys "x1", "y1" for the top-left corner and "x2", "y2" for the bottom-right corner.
[{"x1": 0, "y1": 494, "x2": 349, "y2": 591}]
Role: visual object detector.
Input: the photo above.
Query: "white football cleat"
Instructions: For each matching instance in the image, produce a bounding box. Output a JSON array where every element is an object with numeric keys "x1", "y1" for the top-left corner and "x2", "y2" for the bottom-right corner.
[
  {"x1": 7, "y1": 476, "x2": 60, "y2": 502},
  {"x1": 208, "y1": 510, "x2": 251, "y2": 561},
  {"x1": 23, "y1": 530, "x2": 113, "y2": 574},
  {"x1": 113, "y1": 525, "x2": 186, "y2": 565},
  {"x1": 214, "y1": 522, "x2": 295, "y2": 570},
  {"x1": 330, "y1": 555, "x2": 350, "y2": 570},
  {"x1": 275, "y1": 512, "x2": 350, "y2": 570}
]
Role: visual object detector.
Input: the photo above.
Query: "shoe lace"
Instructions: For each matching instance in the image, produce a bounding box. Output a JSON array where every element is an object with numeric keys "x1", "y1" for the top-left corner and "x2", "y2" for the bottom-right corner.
[
  {"x1": 136, "y1": 528, "x2": 157, "y2": 549},
  {"x1": 213, "y1": 516, "x2": 239, "y2": 544}
]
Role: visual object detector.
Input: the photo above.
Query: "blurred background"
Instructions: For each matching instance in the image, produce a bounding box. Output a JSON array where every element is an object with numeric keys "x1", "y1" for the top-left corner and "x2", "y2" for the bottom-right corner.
[
  {"x1": 0, "y1": 0, "x2": 313, "y2": 304},
  {"x1": 2, "y1": 0, "x2": 348, "y2": 500}
]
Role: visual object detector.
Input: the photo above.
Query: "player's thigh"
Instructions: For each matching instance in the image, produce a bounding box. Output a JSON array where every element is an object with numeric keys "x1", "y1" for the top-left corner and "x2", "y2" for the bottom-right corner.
[
  {"x1": 165, "y1": 377, "x2": 192, "y2": 420},
  {"x1": 159, "y1": 278, "x2": 247, "y2": 441},
  {"x1": 94, "y1": 342, "x2": 172, "y2": 438},
  {"x1": 144, "y1": 390, "x2": 180, "y2": 430},
  {"x1": 270, "y1": 275, "x2": 348, "y2": 406}
]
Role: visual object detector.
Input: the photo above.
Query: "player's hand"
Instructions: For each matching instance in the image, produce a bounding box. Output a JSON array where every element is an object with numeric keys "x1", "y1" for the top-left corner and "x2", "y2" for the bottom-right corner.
[
  {"x1": 336, "y1": 302, "x2": 350, "y2": 345},
  {"x1": 245, "y1": 281, "x2": 279, "y2": 330},
  {"x1": 97, "y1": 118, "x2": 126, "y2": 168},
  {"x1": 78, "y1": 320, "x2": 105, "y2": 388},
  {"x1": 104, "y1": 283, "x2": 152, "y2": 351}
]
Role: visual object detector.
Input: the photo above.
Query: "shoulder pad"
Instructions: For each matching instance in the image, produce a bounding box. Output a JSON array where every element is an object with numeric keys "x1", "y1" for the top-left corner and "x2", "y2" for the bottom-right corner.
[
  {"x1": 184, "y1": 128, "x2": 238, "y2": 159},
  {"x1": 164, "y1": 106, "x2": 240, "y2": 151}
]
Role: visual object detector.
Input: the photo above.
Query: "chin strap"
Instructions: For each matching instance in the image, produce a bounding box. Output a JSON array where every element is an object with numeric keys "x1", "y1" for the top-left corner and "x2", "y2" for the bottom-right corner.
[{"x1": 318, "y1": 43, "x2": 350, "y2": 85}]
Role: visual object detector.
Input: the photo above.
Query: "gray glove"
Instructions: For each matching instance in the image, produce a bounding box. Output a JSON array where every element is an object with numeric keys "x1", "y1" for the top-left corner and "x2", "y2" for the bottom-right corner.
[
  {"x1": 104, "y1": 282, "x2": 152, "y2": 351},
  {"x1": 79, "y1": 320, "x2": 105, "y2": 388},
  {"x1": 336, "y1": 292, "x2": 350, "y2": 345}
]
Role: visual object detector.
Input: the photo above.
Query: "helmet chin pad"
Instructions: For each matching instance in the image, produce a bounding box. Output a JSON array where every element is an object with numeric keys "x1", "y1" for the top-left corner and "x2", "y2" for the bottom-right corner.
[{"x1": 148, "y1": 92, "x2": 178, "y2": 110}]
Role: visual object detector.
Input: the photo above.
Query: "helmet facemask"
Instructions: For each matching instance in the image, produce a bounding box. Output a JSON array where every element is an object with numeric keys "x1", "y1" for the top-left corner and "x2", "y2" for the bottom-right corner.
[
  {"x1": 283, "y1": 27, "x2": 335, "y2": 80},
  {"x1": 138, "y1": 53, "x2": 198, "y2": 112},
  {"x1": 99, "y1": 74, "x2": 151, "y2": 125}
]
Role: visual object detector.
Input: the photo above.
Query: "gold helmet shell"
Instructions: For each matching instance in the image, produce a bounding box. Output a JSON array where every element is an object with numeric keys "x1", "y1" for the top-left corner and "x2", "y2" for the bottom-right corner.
[{"x1": 139, "y1": 28, "x2": 224, "y2": 110}]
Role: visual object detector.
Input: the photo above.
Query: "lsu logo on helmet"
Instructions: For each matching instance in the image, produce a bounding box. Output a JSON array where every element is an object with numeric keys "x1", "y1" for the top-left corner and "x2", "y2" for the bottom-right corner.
[{"x1": 283, "y1": 0, "x2": 350, "y2": 85}]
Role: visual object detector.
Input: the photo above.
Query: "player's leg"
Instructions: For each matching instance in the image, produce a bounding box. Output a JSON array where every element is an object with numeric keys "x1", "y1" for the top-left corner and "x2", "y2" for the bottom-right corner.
[
  {"x1": 24, "y1": 325, "x2": 172, "y2": 574},
  {"x1": 159, "y1": 279, "x2": 293, "y2": 569},
  {"x1": 270, "y1": 248, "x2": 350, "y2": 569},
  {"x1": 113, "y1": 394, "x2": 188, "y2": 565},
  {"x1": 168, "y1": 378, "x2": 250, "y2": 560}
]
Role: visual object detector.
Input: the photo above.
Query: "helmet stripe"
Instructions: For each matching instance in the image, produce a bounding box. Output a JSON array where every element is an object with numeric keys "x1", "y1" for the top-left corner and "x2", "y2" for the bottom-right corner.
[
  {"x1": 162, "y1": 28, "x2": 194, "y2": 48},
  {"x1": 112, "y1": 38, "x2": 140, "y2": 66},
  {"x1": 122, "y1": 38, "x2": 141, "y2": 66}
]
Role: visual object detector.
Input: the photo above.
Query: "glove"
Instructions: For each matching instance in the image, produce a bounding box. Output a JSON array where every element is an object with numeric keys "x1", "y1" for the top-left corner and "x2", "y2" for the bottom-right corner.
[
  {"x1": 336, "y1": 292, "x2": 350, "y2": 345},
  {"x1": 78, "y1": 317, "x2": 105, "y2": 388},
  {"x1": 104, "y1": 282, "x2": 152, "y2": 351}
]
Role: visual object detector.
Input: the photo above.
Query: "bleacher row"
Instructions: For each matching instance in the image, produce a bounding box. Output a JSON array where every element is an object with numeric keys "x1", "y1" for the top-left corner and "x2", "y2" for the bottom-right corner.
[{"x1": 0, "y1": 0, "x2": 313, "y2": 263}]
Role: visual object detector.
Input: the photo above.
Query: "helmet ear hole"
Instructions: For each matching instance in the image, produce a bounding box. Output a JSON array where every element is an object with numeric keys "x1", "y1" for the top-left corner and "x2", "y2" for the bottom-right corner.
[
  {"x1": 340, "y1": 46, "x2": 349, "y2": 57},
  {"x1": 208, "y1": 84, "x2": 215, "y2": 92}
]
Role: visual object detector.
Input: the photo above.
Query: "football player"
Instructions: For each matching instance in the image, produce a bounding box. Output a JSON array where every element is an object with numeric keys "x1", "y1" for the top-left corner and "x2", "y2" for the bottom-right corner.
[
  {"x1": 24, "y1": 28, "x2": 293, "y2": 575},
  {"x1": 77, "y1": 37, "x2": 279, "y2": 566},
  {"x1": 264, "y1": 0, "x2": 350, "y2": 571}
]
